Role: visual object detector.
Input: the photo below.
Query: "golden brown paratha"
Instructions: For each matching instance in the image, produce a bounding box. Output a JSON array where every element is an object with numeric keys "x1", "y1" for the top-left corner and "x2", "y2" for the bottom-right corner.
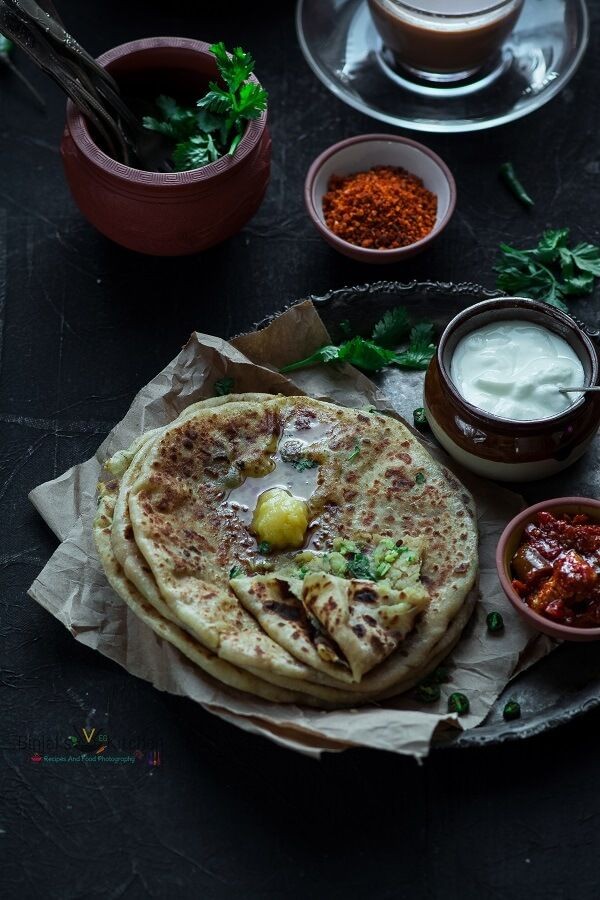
[{"x1": 122, "y1": 395, "x2": 478, "y2": 701}]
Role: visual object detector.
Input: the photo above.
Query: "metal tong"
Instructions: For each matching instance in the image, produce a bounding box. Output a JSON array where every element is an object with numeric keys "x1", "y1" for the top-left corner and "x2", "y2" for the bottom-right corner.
[{"x1": 0, "y1": 0, "x2": 171, "y2": 170}]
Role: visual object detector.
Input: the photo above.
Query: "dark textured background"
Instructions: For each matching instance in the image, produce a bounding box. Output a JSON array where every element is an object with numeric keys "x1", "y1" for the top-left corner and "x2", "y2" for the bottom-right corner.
[{"x1": 1, "y1": 1, "x2": 599, "y2": 897}]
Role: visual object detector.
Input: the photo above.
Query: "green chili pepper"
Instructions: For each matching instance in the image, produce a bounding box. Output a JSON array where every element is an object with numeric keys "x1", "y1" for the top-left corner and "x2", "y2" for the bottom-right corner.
[
  {"x1": 503, "y1": 699, "x2": 521, "y2": 721},
  {"x1": 417, "y1": 683, "x2": 440, "y2": 703},
  {"x1": 448, "y1": 692, "x2": 469, "y2": 715},
  {"x1": 486, "y1": 611, "x2": 505, "y2": 633},
  {"x1": 413, "y1": 407, "x2": 427, "y2": 428},
  {"x1": 499, "y1": 162, "x2": 534, "y2": 209}
]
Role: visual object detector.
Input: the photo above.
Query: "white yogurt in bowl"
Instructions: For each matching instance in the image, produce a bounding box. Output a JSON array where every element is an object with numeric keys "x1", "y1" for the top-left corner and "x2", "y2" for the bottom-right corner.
[{"x1": 450, "y1": 320, "x2": 585, "y2": 421}]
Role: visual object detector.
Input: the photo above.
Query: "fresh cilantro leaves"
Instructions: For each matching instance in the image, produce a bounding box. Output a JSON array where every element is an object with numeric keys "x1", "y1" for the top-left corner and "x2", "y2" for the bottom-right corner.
[
  {"x1": 495, "y1": 229, "x2": 600, "y2": 312},
  {"x1": 229, "y1": 565, "x2": 244, "y2": 579},
  {"x1": 346, "y1": 552, "x2": 373, "y2": 580},
  {"x1": 172, "y1": 133, "x2": 220, "y2": 171},
  {"x1": 280, "y1": 307, "x2": 435, "y2": 375},
  {"x1": 289, "y1": 457, "x2": 318, "y2": 472},
  {"x1": 393, "y1": 324, "x2": 436, "y2": 369},
  {"x1": 371, "y1": 306, "x2": 411, "y2": 347},
  {"x1": 257, "y1": 541, "x2": 271, "y2": 555},
  {"x1": 143, "y1": 43, "x2": 268, "y2": 172}
]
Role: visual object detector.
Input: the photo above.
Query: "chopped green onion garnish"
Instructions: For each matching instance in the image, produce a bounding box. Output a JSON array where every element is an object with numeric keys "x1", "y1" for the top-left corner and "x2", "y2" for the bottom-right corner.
[
  {"x1": 375, "y1": 561, "x2": 391, "y2": 579},
  {"x1": 348, "y1": 443, "x2": 361, "y2": 461},
  {"x1": 229, "y1": 565, "x2": 244, "y2": 579}
]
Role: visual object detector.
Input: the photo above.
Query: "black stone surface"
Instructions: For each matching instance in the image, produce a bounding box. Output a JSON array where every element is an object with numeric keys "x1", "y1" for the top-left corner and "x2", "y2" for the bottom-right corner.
[{"x1": 1, "y1": 1, "x2": 599, "y2": 897}]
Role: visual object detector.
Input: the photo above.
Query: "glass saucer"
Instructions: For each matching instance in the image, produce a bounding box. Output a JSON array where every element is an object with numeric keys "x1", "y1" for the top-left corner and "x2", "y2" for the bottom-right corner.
[{"x1": 296, "y1": 0, "x2": 589, "y2": 133}]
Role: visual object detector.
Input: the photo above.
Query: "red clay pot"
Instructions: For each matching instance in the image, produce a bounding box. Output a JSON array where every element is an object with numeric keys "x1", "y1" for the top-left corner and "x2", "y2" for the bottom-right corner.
[{"x1": 60, "y1": 37, "x2": 271, "y2": 256}]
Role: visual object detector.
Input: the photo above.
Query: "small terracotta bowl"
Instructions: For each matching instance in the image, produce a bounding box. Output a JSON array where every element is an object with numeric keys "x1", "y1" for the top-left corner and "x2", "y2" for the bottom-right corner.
[
  {"x1": 61, "y1": 37, "x2": 271, "y2": 256},
  {"x1": 304, "y1": 134, "x2": 456, "y2": 264},
  {"x1": 424, "y1": 297, "x2": 600, "y2": 482},
  {"x1": 496, "y1": 498, "x2": 600, "y2": 642}
]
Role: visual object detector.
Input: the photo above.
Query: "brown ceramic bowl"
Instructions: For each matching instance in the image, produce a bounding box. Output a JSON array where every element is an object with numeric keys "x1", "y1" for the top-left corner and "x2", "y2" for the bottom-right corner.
[
  {"x1": 496, "y1": 497, "x2": 600, "y2": 642},
  {"x1": 304, "y1": 134, "x2": 456, "y2": 264},
  {"x1": 424, "y1": 297, "x2": 600, "y2": 482},
  {"x1": 61, "y1": 37, "x2": 271, "y2": 256}
]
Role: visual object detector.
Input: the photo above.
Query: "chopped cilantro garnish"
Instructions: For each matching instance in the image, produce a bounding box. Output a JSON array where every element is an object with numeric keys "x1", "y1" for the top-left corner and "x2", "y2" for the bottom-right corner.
[
  {"x1": 290, "y1": 457, "x2": 318, "y2": 472},
  {"x1": 415, "y1": 472, "x2": 426, "y2": 485},
  {"x1": 229, "y1": 565, "x2": 244, "y2": 579},
  {"x1": 257, "y1": 541, "x2": 271, "y2": 555},
  {"x1": 297, "y1": 565, "x2": 309, "y2": 578},
  {"x1": 348, "y1": 443, "x2": 361, "y2": 461},
  {"x1": 346, "y1": 552, "x2": 373, "y2": 580},
  {"x1": 214, "y1": 377, "x2": 234, "y2": 396}
]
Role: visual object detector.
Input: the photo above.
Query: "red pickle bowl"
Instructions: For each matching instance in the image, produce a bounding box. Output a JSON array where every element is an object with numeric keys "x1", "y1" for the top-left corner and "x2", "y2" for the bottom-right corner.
[
  {"x1": 304, "y1": 134, "x2": 456, "y2": 264},
  {"x1": 496, "y1": 497, "x2": 600, "y2": 642},
  {"x1": 61, "y1": 37, "x2": 271, "y2": 256}
]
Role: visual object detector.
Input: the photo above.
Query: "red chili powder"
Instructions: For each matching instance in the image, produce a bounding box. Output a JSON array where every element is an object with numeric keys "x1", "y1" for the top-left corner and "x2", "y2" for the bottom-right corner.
[{"x1": 322, "y1": 165, "x2": 438, "y2": 250}]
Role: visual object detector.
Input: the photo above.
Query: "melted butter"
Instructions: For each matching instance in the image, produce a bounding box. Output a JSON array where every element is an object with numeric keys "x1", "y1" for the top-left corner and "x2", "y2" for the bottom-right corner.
[
  {"x1": 224, "y1": 419, "x2": 331, "y2": 526},
  {"x1": 226, "y1": 462, "x2": 319, "y2": 525},
  {"x1": 451, "y1": 321, "x2": 585, "y2": 421}
]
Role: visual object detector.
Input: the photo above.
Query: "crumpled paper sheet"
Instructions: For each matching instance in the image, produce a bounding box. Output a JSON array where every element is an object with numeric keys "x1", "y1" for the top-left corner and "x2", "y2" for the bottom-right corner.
[{"x1": 28, "y1": 301, "x2": 554, "y2": 759}]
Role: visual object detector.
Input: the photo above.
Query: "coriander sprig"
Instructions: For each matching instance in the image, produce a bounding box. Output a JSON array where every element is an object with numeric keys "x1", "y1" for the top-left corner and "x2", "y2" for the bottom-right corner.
[
  {"x1": 280, "y1": 308, "x2": 435, "y2": 374},
  {"x1": 143, "y1": 42, "x2": 267, "y2": 172},
  {"x1": 495, "y1": 228, "x2": 600, "y2": 312}
]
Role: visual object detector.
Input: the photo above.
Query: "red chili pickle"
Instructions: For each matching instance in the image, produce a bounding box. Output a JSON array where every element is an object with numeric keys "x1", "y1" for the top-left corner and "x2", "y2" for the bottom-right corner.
[{"x1": 510, "y1": 512, "x2": 600, "y2": 627}]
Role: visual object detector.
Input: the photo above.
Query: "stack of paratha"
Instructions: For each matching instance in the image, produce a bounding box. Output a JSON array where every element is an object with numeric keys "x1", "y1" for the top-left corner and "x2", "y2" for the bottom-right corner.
[{"x1": 93, "y1": 394, "x2": 478, "y2": 708}]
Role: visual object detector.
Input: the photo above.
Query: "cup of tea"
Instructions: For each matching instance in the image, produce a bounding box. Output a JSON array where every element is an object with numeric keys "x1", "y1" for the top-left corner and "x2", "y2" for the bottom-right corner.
[{"x1": 368, "y1": 0, "x2": 524, "y2": 83}]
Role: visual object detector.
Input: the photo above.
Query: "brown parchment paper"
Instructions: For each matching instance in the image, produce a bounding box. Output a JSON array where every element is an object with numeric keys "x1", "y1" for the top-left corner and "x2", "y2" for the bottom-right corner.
[{"x1": 28, "y1": 301, "x2": 555, "y2": 759}]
